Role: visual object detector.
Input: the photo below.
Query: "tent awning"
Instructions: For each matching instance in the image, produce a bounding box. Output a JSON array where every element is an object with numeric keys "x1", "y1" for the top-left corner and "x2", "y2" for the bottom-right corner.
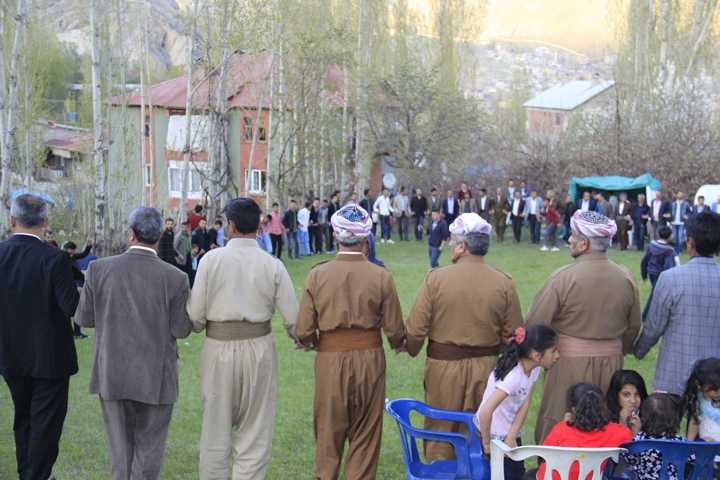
[{"x1": 568, "y1": 174, "x2": 662, "y2": 202}]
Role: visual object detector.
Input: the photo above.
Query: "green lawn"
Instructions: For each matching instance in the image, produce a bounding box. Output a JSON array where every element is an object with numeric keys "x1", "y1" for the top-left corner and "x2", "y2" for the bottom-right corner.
[{"x1": 0, "y1": 237, "x2": 668, "y2": 479}]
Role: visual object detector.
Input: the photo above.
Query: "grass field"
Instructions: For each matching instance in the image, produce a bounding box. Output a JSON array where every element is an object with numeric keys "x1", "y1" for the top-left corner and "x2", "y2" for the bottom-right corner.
[{"x1": 0, "y1": 235, "x2": 670, "y2": 479}]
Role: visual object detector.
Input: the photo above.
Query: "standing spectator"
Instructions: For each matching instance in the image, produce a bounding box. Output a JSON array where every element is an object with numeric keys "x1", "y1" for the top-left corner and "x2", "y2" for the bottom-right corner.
[
  {"x1": 459, "y1": 192, "x2": 475, "y2": 214},
  {"x1": 540, "y1": 197, "x2": 561, "y2": 251},
  {"x1": 158, "y1": 218, "x2": 177, "y2": 266},
  {"x1": 256, "y1": 215, "x2": 273, "y2": 254},
  {"x1": 546, "y1": 190, "x2": 564, "y2": 217},
  {"x1": 476, "y1": 188, "x2": 490, "y2": 220},
  {"x1": 427, "y1": 187, "x2": 442, "y2": 213},
  {"x1": 510, "y1": 190, "x2": 526, "y2": 243},
  {"x1": 327, "y1": 191, "x2": 341, "y2": 252},
  {"x1": 191, "y1": 218, "x2": 211, "y2": 262},
  {"x1": 298, "y1": 202, "x2": 313, "y2": 257},
  {"x1": 524, "y1": 191, "x2": 544, "y2": 244},
  {"x1": 174, "y1": 221, "x2": 193, "y2": 283},
  {"x1": 188, "y1": 204, "x2": 203, "y2": 232},
  {"x1": 309, "y1": 198, "x2": 322, "y2": 254},
  {"x1": 215, "y1": 215, "x2": 225, "y2": 247},
  {"x1": 490, "y1": 187, "x2": 510, "y2": 242},
  {"x1": 649, "y1": 190, "x2": 671, "y2": 240},
  {"x1": 187, "y1": 198, "x2": 299, "y2": 479},
  {"x1": 634, "y1": 212, "x2": 720, "y2": 396},
  {"x1": 525, "y1": 211, "x2": 641, "y2": 443},
  {"x1": 405, "y1": 213, "x2": 522, "y2": 461},
  {"x1": 393, "y1": 186, "x2": 411, "y2": 241},
  {"x1": 596, "y1": 192, "x2": 615, "y2": 219},
  {"x1": 0, "y1": 194, "x2": 79, "y2": 480},
  {"x1": 457, "y1": 181, "x2": 472, "y2": 202},
  {"x1": 318, "y1": 199, "x2": 330, "y2": 254},
  {"x1": 43, "y1": 228, "x2": 58, "y2": 247},
  {"x1": 410, "y1": 188, "x2": 428, "y2": 241},
  {"x1": 615, "y1": 192, "x2": 634, "y2": 250},
  {"x1": 61, "y1": 238, "x2": 93, "y2": 340},
  {"x1": 75, "y1": 206, "x2": 192, "y2": 480},
  {"x1": 694, "y1": 196, "x2": 711, "y2": 215},
  {"x1": 282, "y1": 200, "x2": 300, "y2": 259},
  {"x1": 373, "y1": 187, "x2": 395, "y2": 244},
  {"x1": 359, "y1": 190, "x2": 375, "y2": 235},
  {"x1": 632, "y1": 194, "x2": 651, "y2": 251},
  {"x1": 442, "y1": 189, "x2": 460, "y2": 226},
  {"x1": 519, "y1": 180, "x2": 530, "y2": 198},
  {"x1": 208, "y1": 220, "x2": 222, "y2": 250},
  {"x1": 346, "y1": 192, "x2": 358, "y2": 205},
  {"x1": 507, "y1": 179, "x2": 516, "y2": 199},
  {"x1": 577, "y1": 191, "x2": 596, "y2": 212},
  {"x1": 670, "y1": 191, "x2": 692, "y2": 255},
  {"x1": 268, "y1": 203, "x2": 284, "y2": 259},
  {"x1": 418, "y1": 210, "x2": 449, "y2": 268},
  {"x1": 296, "y1": 205, "x2": 405, "y2": 480},
  {"x1": 712, "y1": 194, "x2": 720, "y2": 214},
  {"x1": 563, "y1": 194, "x2": 578, "y2": 242},
  {"x1": 640, "y1": 226, "x2": 678, "y2": 322}
]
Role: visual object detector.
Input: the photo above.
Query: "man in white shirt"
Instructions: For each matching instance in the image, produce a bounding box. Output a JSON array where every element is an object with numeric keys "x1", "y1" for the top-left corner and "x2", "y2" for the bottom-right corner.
[
  {"x1": 373, "y1": 188, "x2": 395, "y2": 243},
  {"x1": 507, "y1": 179, "x2": 516, "y2": 200},
  {"x1": 523, "y1": 191, "x2": 544, "y2": 244},
  {"x1": 297, "y1": 202, "x2": 313, "y2": 256}
]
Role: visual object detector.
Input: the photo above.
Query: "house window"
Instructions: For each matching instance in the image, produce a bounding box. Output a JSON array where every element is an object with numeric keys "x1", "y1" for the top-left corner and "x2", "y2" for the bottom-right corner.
[
  {"x1": 144, "y1": 164, "x2": 152, "y2": 187},
  {"x1": 244, "y1": 117, "x2": 253, "y2": 141},
  {"x1": 168, "y1": 160, "x2": 206, "y2": 198},
  {"x1": 245, "y1": 169, "x2": 267, "y2": 194},
  {"x1": 555, "y1": 113, "x2": 562, "y2": 127},
  {"x1": 144, "y1": 115, "x2": 151, "y2": 138},
  {"x1": 258, "y1": 118, "x2": 267, "y2": 142}
]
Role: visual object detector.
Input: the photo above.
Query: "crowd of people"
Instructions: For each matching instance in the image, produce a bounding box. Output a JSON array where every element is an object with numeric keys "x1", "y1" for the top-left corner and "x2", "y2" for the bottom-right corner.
[{"x1": 1, "y1": 190, "x2": 720, "y2": 480}]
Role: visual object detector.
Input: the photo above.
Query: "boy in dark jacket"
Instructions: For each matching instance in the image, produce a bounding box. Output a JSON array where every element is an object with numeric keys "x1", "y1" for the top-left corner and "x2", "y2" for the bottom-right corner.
[{"x1": 640, "y1": 226, "x2": 679, "y2": 321}]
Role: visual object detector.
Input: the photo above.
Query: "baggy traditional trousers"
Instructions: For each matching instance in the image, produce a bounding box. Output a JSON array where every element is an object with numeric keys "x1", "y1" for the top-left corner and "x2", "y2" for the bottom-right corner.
[{"x1": 199, "y1": 335, "x2": 278, "y2": 480}]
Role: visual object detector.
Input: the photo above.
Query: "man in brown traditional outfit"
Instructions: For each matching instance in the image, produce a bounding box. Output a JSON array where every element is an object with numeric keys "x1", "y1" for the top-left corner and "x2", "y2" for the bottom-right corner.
[
  {"x1": 297, "y1": 204, "x2": 406, "y2": 480},
  {"x1": 525, "y1": 210, "x2": 641, "y2": 443},
  {"x1": 405, "y1": 212, "x2": 523, "y2": 461}
]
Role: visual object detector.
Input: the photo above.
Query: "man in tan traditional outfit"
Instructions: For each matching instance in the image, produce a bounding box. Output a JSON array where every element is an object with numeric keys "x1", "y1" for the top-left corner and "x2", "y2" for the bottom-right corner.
[
  {"x1": 297, "y1": 204, "x2": 405, "y2": 480},
  {"x1": 187, "y1": 198, "x2": 299, "y2": 480},
  {"x1": 405, "y1": 212, "x2": 523, "y2": 461},
  {"x1": 525, "y1": 210, "x2": 641, "y2": 443}
]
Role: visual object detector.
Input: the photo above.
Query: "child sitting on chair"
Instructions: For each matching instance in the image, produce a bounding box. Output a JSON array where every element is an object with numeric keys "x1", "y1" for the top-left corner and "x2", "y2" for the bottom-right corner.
[{"x1": 623, "y1": 393, "x2": 695, "y2": 480}]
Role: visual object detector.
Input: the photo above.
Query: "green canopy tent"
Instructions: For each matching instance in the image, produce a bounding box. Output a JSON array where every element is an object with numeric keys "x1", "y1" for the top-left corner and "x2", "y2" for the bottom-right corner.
[{"x1": 568, "y1": 174, "x2": 662, "y2": 203}]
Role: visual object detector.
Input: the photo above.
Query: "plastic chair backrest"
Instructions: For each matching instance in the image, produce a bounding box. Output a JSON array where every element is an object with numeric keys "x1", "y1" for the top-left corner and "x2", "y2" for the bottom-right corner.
[
  {"x1": 490, "y1": 439, "x2": 624, "y2": 480},
  {"x1": 384, "y1": 398, "x2": 490, "y2": 480},
  {"x1": 621, "y1": 439, "x2": 720, "y2": 480}
]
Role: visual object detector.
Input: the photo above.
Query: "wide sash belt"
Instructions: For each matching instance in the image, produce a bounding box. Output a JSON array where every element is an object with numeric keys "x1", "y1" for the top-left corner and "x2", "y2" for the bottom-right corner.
[
  {"x1": 206, "y1": 320, "x2": 272, "y2": 341},
  {"x1": 427, "y1": 340, "x2": 500, "y2": 361},
  {"x1": 317, "y1": 328, "x2": 383, "y2": 352},
  {"x1": 556, "y1": 333, "x2": 623, "y2": 357}
]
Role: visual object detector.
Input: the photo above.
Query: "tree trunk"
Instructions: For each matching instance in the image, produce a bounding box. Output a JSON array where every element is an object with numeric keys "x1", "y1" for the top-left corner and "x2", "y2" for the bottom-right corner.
[
  {"x1": 143, "y1": 0, "x2": 156, "y2": 206},
  {"x1": 116, "y1": 0, "x2": 129, "y2": 229},
  {"x1": 658, "y1": 0, "x2": 671, "y2": 83},
  {"x1": 180, "y1": 0, "x2": 199, "y2": 222},
  {"x1": 91, "y1": 0, "x2": 106, "y2": 256},
  {"x1": 0, "y1": 0, "x2": 24, "y2": 237},
  {"x1": 245, "y1": 57, "x2": 273, "y2": 197},
  {"x1": 685, "y1": 0, "x2": 718, "y2": 76},
  {"x1": 0, "y1": 8, "x2": 7, "y2": 236}
]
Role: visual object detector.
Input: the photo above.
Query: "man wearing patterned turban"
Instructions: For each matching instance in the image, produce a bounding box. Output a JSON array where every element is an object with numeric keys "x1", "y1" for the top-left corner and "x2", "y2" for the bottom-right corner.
[
  {"x1": 405, "y1": 213, "x2": 523, "y2": 461},
  {"x1": 525, "y1": 210, "x2": 641, "y2": 443},
  {"x1": 296, "y1": 204, "x2": 405, "y2": 479}
]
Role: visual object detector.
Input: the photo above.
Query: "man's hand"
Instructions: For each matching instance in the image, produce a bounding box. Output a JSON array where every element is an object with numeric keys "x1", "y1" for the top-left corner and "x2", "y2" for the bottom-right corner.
[
  {"x1": 294, "y1": 340, "x2": 313, "y2": 352},
  {"x1": 177, "y1": 255, "x2": 184, "y2": 263},
  {"x1": 199, "y1": 249, "x2": 206, "y2": 255},
  {"x1": 642, "y1": 278, "x2": 647, "y2": 284},
  {"x1": 394, "y1": 338, "x2": 407, "y2": 355},
  {"x1": 86, "y1": 237, "x2": 93, "y2": 246}
]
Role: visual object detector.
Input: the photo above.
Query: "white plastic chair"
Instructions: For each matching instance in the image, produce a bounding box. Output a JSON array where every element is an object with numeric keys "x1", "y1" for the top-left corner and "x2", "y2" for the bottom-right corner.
[{"x1": 490, "y1": 439, "x2": 625, "y2": 480}]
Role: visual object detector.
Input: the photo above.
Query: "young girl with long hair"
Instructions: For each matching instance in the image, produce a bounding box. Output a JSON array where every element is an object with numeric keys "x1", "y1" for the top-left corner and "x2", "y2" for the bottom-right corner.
[
  {"x1": 606, "y1": 369, "x2": 649, "y2": 435},
  {"x1": 476, "y1": 325, "x2": 559, "y2": 480},
  {"x1": 683, "y1": 357, "x2": 720, "y2": 442}
]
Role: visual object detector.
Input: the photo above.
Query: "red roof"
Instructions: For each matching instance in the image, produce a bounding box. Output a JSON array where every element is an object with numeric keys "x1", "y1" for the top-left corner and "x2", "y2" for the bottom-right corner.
[{"x1": 110, "y1": 52, "x2": 347, "y2": 110}]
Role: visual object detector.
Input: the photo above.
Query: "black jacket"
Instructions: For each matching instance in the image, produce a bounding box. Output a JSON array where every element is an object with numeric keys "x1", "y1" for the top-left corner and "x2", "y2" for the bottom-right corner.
[
  {"x1": 410, "y1": 196, "x2": 428, "y2": 217},
  {"x1": 282, "y1": 209, "x2": 298, "y2": 232},
  {"x1": 158, "y1": 229, "x2": 177, "y2": 265},
  {"x1": 427, "y1": 220, "x2": 449, "y2": 247},
  {"x1": 191, "y1": 228, "x2": 211, "y2": 255},
  {"x1": 0, "y1": 235, "x2": 79, "y2": 379}
]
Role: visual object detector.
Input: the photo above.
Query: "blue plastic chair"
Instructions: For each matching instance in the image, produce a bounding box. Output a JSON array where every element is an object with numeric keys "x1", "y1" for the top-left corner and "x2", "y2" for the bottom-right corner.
[
  {"x1": 384, "y1": 398, "x2": 489, "y2": 480},
  {"x1": 616, "y1": 439, "x2": 720, "y2": 480}
]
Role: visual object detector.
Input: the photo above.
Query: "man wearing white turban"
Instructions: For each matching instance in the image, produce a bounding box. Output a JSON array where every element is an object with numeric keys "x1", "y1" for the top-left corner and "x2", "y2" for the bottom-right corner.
[
  {"x1": 405, "y1": 213, "x2": 523, "y2": 461},
  {"x1": 296, "y1": 204, "x2": 405, "y2": 479},
  {"x1": 525, "y1": 210, "x2": 641, "y2": 443}
]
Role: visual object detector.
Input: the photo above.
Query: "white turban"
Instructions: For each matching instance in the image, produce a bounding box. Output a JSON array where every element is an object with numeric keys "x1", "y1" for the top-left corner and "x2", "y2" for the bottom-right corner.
[
  {"x1": 330, "y1": 205, "x2": 373, "y2": 239},
  {"x1": 571, "y1": 210, "x2": 617, "y2": 238},
  {"x1": 449, "y1": 213, "x2": 492, "y2": 236}
]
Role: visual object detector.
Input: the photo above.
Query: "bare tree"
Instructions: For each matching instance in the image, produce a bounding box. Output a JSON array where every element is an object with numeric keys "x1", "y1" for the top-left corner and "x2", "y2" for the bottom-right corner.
[{"x1": 91, "y1": 0, "x2": 106, "y2": 255}]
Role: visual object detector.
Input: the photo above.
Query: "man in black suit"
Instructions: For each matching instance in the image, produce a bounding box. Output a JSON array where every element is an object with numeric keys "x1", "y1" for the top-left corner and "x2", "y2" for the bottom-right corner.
[
  {"x1": 442, "y1": 189, "x2": 460, "y2": 226},
  {"x1": 649, "y1": 190, "x2": 671, "y2": 239},
  {"x1": 327, "y1": 191, "x2": 340, "y2": 253},
  {"x1": 0, "y1": 194, "x2": 80, "y2": 480},
  {"x1": 509, "y1": 190, "x2": 526, "y2": 243}
]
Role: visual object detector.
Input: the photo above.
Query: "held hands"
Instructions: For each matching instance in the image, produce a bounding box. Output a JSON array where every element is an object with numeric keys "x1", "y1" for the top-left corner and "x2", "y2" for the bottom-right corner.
[
  {"x1": 294, "y1": 340, "x2": 314, "y2": 352},
  {"x1": 394, "y1": 338, "x2": 407, "y2": 355}
]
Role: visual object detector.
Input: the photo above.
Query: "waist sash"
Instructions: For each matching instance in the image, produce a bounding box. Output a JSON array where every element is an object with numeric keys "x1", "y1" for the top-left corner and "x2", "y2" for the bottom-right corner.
[
  {"x1": 427, "y1": 340, "x2": 499, "y2": 361},
  {"x1": 206, "y1": 320, "x2": 271, "y2": 341},
  {"x1": 317, "y1": 328, "x2": 382, "y2": 352},
  {"x1": 557, "y1": 333, "x2": 623, "y2": 357}
]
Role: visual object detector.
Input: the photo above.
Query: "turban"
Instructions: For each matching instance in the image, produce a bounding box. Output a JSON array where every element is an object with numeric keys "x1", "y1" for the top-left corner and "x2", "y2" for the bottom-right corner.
[
  {"x1": 449, "y1": 213, "x2": 493, "y2": 236},
  {"x1": 571, "y1": 210, "x2": 617, "y2": 238},
  {"x1": 330, "y1": 205, "x2": 373, "y2": 239}
]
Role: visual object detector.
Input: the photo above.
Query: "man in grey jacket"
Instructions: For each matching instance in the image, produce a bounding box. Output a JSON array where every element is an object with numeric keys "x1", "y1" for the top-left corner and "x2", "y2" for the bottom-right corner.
[{"x1": 75, "y1": 206, "x2": 193, "y2": 480}]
